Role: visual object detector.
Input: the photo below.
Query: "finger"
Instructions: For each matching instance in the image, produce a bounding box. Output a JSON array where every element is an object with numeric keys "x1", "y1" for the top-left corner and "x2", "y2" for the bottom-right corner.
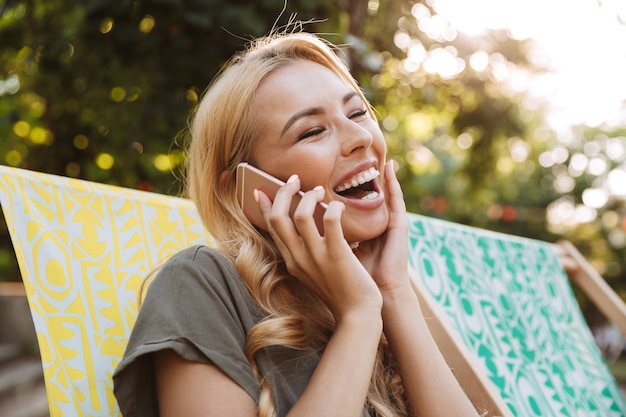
[
  {"x1": 384, "y1": 160, "x2": 406, "y2": 215},
  {"x1": 292, "y1": 186, "x2": 325, "y2": 239},
  {"x1": 255, "y1": 187, "x2": 293, "y2": 244},
  {"x1": 271, "y1": 174, "x2": 301, "y2": 215},
  {"x1": 267, "y1": 175, "x2": 303, "y2": 246},
  {"x1": 254, "y1": 188, "x2": 273, "y2": 230},
  {"x1": 323, "y1": 201, "x2": 349, "y2": 252},
  {"x1": 255, "y1": 187, "x2": 300, "y2": 266}
]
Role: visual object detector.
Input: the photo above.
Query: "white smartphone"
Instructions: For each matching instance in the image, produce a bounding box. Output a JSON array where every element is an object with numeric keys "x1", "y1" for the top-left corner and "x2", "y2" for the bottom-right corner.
[{"x1": 236, "y1": 162, "x2": 327, "y2": 234}]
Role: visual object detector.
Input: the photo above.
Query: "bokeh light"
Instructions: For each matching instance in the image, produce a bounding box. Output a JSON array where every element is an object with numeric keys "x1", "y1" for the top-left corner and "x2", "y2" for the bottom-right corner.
[
  {"x1": 582, "y1": 188, "x2": 609, "y2": 209},
  {"x1": 29, "y1": 127, "x2": 54, "y2": 145},
  {"x1": 139, "y1": 15, "x2": 155, "y2": 34},
  {"x1": 73, "y1": 134, "x2": 89, "y2": 150},
  {"x1": 100, "y1": 18, "x2": 114, "y2": 34},
  {"x1": 13, "y1": 121, "x2": 30, "y2": 138},
  {"x1": 0, "y1": 74, "x2": 20, "y2": 96},
  {"x1": 96, "y1": 153, "x2": 114, "y2": 170},
  {"x1": 5, "y1": 150, "x2": 22, "y2": 166},
  {"x1": 607, "y1": 169, "x2": 626, "y2": 197},
  {"x1": 110, "y1": 87, "x2": 126, "y2": 102}
]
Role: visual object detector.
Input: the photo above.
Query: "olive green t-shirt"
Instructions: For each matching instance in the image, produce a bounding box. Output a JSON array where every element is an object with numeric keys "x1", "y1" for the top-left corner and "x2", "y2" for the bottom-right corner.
[{"x1": 113, "y1": 245, "x2": 321, "y2": 416}]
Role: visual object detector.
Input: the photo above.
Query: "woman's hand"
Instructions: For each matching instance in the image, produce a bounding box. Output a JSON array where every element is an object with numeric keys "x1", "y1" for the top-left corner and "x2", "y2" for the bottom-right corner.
[
  {"x1": 354, "y1": 161, "x2": 411, "y2": 295},
  {"x1": 255, "y1": 175, "x2": 382, "y2": 321},
  {"x1": 256, "y1": 176, "x2": 384, "y2": 417},
  {"x1": 354, "y1": 164, "x2": 479, "y2": 417}
]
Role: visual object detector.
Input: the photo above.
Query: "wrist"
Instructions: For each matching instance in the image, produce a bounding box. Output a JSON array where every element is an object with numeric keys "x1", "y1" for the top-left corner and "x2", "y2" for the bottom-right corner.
[
  {"x1": 335, "y1": 304, "x2": 383, "y2": 330},
  {"x1": 380, "y1": 280, "x2": 417, "y2": 309},
  {"x1": 380, "y1": 281, "x2": 422, "y2": 317},
  {"x1": 378, "y1": 278, "x2": 414, "y2": 302}
]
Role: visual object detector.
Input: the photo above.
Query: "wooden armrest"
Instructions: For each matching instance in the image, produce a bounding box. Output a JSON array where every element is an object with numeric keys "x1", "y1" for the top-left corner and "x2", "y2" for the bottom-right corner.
[
  {"x1": 410, "y1": 268, "x2": 513, "y2": 417},
  {"x1": 553, "y1": 240, "x2": 626, "y2": 336}
]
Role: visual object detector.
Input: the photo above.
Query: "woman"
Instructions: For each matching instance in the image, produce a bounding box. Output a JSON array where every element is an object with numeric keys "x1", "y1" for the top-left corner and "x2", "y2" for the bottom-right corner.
[{"x1": 113, "y1": 31, "x2": 480, "y2": 417}]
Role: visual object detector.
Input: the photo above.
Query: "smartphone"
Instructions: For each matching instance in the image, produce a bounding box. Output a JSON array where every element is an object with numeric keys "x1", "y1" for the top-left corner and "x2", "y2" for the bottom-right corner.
[{"x1": 236, "y1": 162, "x2": 327, "y2": 234}]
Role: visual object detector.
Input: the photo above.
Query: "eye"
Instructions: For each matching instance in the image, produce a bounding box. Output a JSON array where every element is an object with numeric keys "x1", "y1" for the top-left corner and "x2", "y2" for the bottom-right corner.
[
  {"x1": 298, "y1": 127, "x2": 325, "y2": 141},
  {"x1": 349, "y1": 108, "x2": 368, "y2": 119}
]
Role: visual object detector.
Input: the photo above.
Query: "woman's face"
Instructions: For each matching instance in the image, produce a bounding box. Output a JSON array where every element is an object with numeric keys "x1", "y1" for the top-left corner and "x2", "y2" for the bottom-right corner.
[{"x1": 249, "y1": 59, "x2": 389, "y2": 243}]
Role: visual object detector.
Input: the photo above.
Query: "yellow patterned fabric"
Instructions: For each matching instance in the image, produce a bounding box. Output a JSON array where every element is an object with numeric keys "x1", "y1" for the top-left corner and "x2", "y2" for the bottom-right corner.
[{"x1": 0, "y1": 165, "x2": 212, "y2": 417}]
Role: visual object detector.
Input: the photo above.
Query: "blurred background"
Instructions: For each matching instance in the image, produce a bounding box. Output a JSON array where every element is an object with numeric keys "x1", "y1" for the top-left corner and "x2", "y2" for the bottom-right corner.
[{"x1": 0, "y1": 0, "x2": 625, "y2": 413}]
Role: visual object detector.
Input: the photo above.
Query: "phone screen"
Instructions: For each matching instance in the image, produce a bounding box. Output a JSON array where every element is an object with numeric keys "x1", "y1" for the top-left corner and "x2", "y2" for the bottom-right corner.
[{"x1": 236, "y1": 162, "x2": 327, "y2": 233}]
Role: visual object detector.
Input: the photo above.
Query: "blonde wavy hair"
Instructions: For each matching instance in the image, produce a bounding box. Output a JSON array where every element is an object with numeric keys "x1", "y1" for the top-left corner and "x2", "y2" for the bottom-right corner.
[{"x1": 185, "y1": 32, "x2": 408, "y2": 417}]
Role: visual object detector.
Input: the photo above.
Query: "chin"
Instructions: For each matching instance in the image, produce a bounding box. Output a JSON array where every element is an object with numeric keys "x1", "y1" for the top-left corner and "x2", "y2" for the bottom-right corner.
[{"x1": 343, "y1": 211, "x2": 389, "y2": 243}]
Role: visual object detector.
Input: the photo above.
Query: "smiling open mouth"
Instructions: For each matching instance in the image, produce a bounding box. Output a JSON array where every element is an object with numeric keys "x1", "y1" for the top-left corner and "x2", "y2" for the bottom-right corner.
[{"x1": 334, "y1": 167, "x2": 380, "y2": 200}]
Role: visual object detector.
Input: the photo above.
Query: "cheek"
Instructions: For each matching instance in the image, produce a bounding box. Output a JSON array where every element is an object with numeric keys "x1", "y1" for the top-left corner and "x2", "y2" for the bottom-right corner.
[
  {"x1": 301, "y1": 164, "x2": 334, "y2": 188},
  {"x1": 259, "y1": 155, "x2": 334, "y2": 189},
  {"x1": 284, "y1": 152, "x2": 335, "y2": 188}
]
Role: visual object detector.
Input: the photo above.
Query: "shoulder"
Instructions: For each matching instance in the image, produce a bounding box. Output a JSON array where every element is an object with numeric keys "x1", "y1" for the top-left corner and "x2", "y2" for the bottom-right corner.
[
  {"x1": 166, "y1": 244, "x2": 233, "y2": 269},
  {"x1": 114, "y1": 246, "x2": 264, "y2": 414},
  {"x1": 156, "y1": 245, "x2": 239, "y2": 286},
  {"x1": 147, "y1": 245, "x2": 259, "y2": 317}
]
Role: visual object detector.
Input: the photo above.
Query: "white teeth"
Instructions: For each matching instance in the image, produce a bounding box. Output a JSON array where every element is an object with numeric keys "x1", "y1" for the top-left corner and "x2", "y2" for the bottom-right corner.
[
  {"x1": 361, "y1": 191, "x2": 379, "y2": 200},
  {"x1": 334, "y1": 167, "x2": 380, "y2": 192}
]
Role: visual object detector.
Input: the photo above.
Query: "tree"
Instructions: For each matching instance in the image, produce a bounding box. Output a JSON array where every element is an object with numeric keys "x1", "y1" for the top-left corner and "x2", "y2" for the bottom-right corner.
[
  {"x1": 358, "y1": 1, "x2": 626, "y2": 314},
  {"x1": 0, "y1": 0, "x2": 343, "y2": 280},
  {"x1": 1, "y1": 0, "x2": 341, "y2": 191},
  {"x1": 1, "y1": 0, "x2": 625, "y2": 316}
]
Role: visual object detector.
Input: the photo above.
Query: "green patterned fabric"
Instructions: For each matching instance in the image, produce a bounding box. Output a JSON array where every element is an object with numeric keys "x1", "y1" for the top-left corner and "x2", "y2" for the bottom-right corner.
[{"x1": 407, "y1": 213, "x2": 626, "y2": 417}]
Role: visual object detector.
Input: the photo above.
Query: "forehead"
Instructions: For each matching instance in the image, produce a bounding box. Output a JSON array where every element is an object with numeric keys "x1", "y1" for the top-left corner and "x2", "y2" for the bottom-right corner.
[{"x1": 254, "y1": 60, "x2": 354, "y2": 108}]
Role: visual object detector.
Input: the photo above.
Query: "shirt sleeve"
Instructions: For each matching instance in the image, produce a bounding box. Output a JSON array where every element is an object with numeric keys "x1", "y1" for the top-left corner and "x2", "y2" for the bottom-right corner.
[{"x1": 113, "y1": 245, "x2": 264, "y2": 417}]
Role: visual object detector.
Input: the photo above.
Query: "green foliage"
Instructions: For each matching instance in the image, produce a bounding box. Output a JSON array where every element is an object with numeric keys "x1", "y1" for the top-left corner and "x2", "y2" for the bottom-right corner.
[
  {"x1": 1, "y1": 0, "x2": 339, "y2": 191},
  {"x1": 366, "y1": 4, "x2": 557, "y2": 238},
  {"x1": 357, "y1": 1, "x2": 626, "y2": 314},
  {"x1": 0, "y1": 0, "x2": 340, "y2": 281},
  {"x1": 0, "y1": 0, "x2": 625, "y2": 320}
]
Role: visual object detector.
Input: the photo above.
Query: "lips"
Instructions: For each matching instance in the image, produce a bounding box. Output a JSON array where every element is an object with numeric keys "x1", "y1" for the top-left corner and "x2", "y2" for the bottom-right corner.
[{"x1": 333, "y1": 167, "x2": 380, "y2": 200}]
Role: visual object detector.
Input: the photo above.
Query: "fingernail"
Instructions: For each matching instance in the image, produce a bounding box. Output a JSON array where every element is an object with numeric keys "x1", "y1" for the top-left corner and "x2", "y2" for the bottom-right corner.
[
  {"x1": 253, "y1": 189, "x2": 259, "y2": 202},
  {"x1": 313, "y1": 185, "x2": 324, "y2": 191},
  {"x1": 287, "y1": 174, "x2": 298, "y2": 183}
]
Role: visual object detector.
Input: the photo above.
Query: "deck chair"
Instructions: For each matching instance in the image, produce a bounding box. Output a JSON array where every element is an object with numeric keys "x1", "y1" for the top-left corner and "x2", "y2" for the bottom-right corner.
[
  {"x1": 407, "y1": 213, "x2": 626, "y2": 416},
  {"x1": 1, "y1": 165, "x2": 625, "y2": 416},
  {"x1": 0, "y1": 165, "x2": 212, "y2": 416}
]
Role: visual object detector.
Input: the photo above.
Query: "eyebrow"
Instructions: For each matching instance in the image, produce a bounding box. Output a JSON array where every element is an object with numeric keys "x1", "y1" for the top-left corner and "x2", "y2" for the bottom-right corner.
[{"x1": 280, "y1": 91, "x2": 361, "y2": 138}]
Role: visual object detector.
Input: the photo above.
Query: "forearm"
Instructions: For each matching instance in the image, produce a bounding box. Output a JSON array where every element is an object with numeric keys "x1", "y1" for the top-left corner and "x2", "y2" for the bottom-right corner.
[
  {"x1": 286, "y1": 310, "x2": 383, "y2": 417},
  {"x1": 381, "y1": 286, "x2": 479, "y2": 417}
]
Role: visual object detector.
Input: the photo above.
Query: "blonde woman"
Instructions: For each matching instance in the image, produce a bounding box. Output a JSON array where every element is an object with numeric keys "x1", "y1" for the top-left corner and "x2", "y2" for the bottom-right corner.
[{"x1": 113, "y1": 31, "x2": 479, "y2": 417}]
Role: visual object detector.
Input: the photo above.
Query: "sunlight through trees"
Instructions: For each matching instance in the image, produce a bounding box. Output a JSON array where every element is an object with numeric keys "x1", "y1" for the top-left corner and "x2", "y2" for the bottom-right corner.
[{"x1": 0, "y1": 0, "x2": 624, "y2": 320}]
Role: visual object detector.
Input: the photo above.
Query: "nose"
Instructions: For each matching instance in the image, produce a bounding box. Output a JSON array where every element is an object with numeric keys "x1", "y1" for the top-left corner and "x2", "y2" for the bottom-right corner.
[{"x1": 339, "y1": 119, "x2": 373, "y2": 156}]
